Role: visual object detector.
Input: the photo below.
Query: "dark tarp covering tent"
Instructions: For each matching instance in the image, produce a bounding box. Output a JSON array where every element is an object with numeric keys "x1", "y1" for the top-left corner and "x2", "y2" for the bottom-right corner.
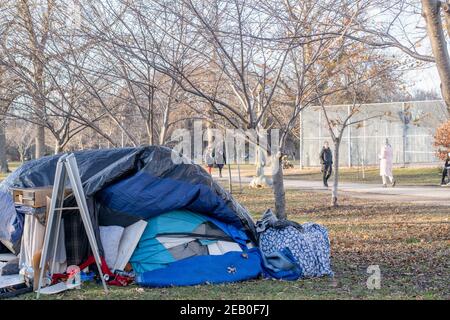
[{"x1": 0, "y1": 146, "x2": 262, "y2": 286}]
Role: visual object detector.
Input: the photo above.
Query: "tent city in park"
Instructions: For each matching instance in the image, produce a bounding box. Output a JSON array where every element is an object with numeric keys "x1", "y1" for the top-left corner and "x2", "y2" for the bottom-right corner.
[{"x1": 0, "y1": 0, "x2": 448, "y2": 301}]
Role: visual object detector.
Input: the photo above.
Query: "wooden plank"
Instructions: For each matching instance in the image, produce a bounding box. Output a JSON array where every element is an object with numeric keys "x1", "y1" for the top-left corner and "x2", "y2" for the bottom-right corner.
[
  {"x1": 12, "y1": 187, "x2": 53, "y2": 208},
  {"x1": 12, "y1": 187, "x2": 71, "y2": 208}
]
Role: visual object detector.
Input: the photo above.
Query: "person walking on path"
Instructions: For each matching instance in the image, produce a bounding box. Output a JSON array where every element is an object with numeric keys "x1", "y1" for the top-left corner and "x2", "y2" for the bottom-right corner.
[
  {"x1": 319, "y1": 141, "x2": 333, "y2": 187},
  {"x1": 204, "y1": 146, "x2": 215, "y2": 175},
  {"x1": 214, "y1": 148, "x2": 226, "y2": 178},
  {"x1": 440, "y1": 152, "x2": 450, "y2": 186},
  {"x1": 379, "y1": 139, "x2": 396, "y2": 187}
]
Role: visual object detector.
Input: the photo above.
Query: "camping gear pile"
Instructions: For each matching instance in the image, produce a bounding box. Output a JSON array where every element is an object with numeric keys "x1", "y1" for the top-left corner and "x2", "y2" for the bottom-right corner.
[{"x1": 0, "y1": 146, "x2": 333, "y2": 298}]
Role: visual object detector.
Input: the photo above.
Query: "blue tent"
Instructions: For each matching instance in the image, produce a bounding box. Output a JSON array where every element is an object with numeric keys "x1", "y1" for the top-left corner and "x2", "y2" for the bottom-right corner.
[{"x1": 0, "y1": 146, "x2": 262, "y2": 286}]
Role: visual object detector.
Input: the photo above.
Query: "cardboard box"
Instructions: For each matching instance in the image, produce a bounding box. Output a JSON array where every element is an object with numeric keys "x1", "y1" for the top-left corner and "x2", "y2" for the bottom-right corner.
[{"x1": 12, "y1": 187, "x2": 54, "y2": 208}]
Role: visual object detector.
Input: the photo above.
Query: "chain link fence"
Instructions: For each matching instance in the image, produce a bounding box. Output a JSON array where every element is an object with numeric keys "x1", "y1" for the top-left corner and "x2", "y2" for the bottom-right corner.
[{"x1": 299, "y1": 100, "x2": 448, "y2": 167}]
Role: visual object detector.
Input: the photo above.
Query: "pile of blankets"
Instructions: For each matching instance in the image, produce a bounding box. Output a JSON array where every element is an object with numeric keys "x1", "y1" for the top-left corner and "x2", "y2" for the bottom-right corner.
[{"x1": 256, "y1": 209, "x2": 333, "y2": 280}]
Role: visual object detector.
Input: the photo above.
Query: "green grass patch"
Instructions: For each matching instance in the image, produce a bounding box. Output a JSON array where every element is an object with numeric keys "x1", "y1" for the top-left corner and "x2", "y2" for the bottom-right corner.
[
  {"x1": 283, "y1": 166, "x2": 442, "y2": 186},
  {"x1": 405, "y1": 238, "x2": 421, "y2": 244}
]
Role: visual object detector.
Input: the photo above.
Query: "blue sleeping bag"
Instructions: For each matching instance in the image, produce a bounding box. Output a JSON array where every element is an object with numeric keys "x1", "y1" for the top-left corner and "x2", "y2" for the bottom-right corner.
[
  {"x1": 131, "y1": 210, "x2": 262, "y2": 287},
  {"x1": 136, "y1": 249, "x2": 262, "y2": 287}
]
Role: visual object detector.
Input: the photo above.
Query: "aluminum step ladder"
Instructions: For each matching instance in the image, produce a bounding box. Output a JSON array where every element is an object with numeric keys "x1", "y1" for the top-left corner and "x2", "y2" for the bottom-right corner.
[{"x1": 36, "y1": 153, "x2": 108, "y2": 298}]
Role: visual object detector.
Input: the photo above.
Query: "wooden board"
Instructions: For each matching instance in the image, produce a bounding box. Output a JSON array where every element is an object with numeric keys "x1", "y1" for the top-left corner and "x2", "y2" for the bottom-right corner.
[
  {"x1": 12, "y1": 187, "x2": 71, "y2": 208},
  {"x1": 12, "y1": 187, "x2": 53, "y2": 208}
]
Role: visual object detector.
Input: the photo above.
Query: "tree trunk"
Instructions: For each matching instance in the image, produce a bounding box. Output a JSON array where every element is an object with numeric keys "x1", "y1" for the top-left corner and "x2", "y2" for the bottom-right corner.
[
  {"x1": 159, "y1": 81, "x2": 175, "y2": 146},
  {"x1": 422, "y1": 0, "x2": 450, "y2": 110},
  {"x1": 332, "y1": 140, "x2": 341, "y2": 207},
  {"x1": 159, "y1": 103, "x2": 170, "y2": 145},
  {"x1": 272, "y1": 154, "x2": 286, "y2": 219},
  {"x1": 19, "y1": 149, "x2": 25, "y2": 163},
  {"x1": 54, "y1": 140, "x2": 62, "y2": 155},
  {"x1": 442, "y1": 2, "x2": 450, "y2": 36},
  {"x1": 250, "y1": 128, "x2": 272, "y2": 188},
  {"x1": 255, "y1": 151, "x2": 265, "y2": 178},
  {"x1": 147, "y1": 117, "x2": 154, "y2": 145},
  {"x1": 159, "y1": 126, "x2": 167, "y2": 146},
  {"x1": 250, "y1": 145, "x2": 272, "y2": 187},
  {"x1": 35, "y1": 124, "x2": 45, "y2": 159},
  {"x1": 206, "y1": 108, "x2": 214, "y2": 149},
  {"x1": 0, "y1": 122, "x2": 9, "y2": 173}
]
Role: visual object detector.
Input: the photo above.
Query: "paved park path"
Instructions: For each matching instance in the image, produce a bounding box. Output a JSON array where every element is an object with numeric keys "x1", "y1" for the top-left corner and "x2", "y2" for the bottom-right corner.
[
  {"x1": 217, "y1": 175, "x2": 450, "y2": 205},
  {"x1": 283, "y1": 179, "x2": 450, "y2": 205}
]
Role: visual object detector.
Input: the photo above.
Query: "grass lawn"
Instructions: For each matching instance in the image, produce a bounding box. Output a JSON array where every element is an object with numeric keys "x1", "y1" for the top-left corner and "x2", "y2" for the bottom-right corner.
[
  {"x1": 13, "y1": 185, "x2": 449, "y2": 300},
  {"x1": 281, "y1": 166, "x2": 443, "y2": 186},
  {"x1": 229, "y1": 164, "x2": 443, "y2": 186}
]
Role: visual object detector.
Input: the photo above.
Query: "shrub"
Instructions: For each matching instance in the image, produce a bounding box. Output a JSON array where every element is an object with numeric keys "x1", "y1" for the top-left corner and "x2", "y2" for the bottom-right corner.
[{"x1": 434, "y1": 120, "x2": 450, "y2": 160}]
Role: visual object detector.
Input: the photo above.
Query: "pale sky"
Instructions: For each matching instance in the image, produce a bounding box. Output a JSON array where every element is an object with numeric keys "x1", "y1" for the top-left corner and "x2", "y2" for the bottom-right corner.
[
  {"x1": 405, "y1": 65, "x2": 441, "y2": 94},
  {"x1": 371, "y1": 2, "x2": 443, "y2": 98}
]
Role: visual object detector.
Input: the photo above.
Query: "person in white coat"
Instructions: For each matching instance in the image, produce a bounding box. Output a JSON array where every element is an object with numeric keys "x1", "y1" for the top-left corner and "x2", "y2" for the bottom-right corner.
[{"x1": 379, "y1": 139, "x2": 396, "y2": 187}]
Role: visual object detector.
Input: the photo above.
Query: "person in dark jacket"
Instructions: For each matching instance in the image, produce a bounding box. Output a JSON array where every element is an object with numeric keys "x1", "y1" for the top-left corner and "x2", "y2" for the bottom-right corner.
[
  {"x1": 213, "y1": 147, "x2": 226, "y2": 178},
  {"x1": 441, "y1": 152, "x2": 450, "y2": 186},
  {"x1": 319, "y1": 141, "x2": 333, "y2": 187}
]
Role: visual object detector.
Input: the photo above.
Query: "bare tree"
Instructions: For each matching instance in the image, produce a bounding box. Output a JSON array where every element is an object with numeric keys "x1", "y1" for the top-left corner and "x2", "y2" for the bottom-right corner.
[
  {"x1": 136, "y1": 0, "x2": 373, "y2": 217},
  {"x1": 53, "y1": 1, "x2": 189, "y2": 148},
  {"x1": 0, "y1": 0, "x2": 412, "y2": 216},
  {"x1": 0, "y1": 66, "x2": 20, "y2": 172},
  {"x1": 6, "y1": 119, "x2": 35, "y2": 163},
  {"x1": 9, "y1": 0, "x2": 56, "y2": 158},
  {"x1": 0, "y1": 1, "x2": 126, "y2": 156},
  {"x1": 315, "y1": 44, "x2": 399, "y2": 206},
  {"x1": 0, "y1": 119, "x2": 8, "y2": 172},
  {"x1": 0, "y1": 70, "x2": 10, "y2": 173},
  {"x1": 421, "y1": 0, "x2": 450, "y2": 109},
  {"x1": 341, "y1": 1, "x2": 449, "y2": 111}
]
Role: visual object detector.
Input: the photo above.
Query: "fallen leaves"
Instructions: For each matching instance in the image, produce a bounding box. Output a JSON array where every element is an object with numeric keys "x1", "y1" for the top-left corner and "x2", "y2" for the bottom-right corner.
[{"x1": 235, "y1": 188, "x2": 450, "y2": 299}]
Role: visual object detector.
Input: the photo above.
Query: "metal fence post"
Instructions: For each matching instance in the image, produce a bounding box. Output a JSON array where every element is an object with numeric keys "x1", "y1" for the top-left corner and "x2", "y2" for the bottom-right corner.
[
  {"x1": 318, "y1": 110, "x2": 322, "y2": 167},
  {"x1": 299, "y1": 109, "x2": 304, "y2": 169},
  {"x1": 347, "y1": 105, "x2": 352, "y2": 167},
  {"x1": 402, "y1": 102, "x2": 407, "y2": 167},
  {"x1": 362, "y1": 119, "x2": 366, "y2": 179}
]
